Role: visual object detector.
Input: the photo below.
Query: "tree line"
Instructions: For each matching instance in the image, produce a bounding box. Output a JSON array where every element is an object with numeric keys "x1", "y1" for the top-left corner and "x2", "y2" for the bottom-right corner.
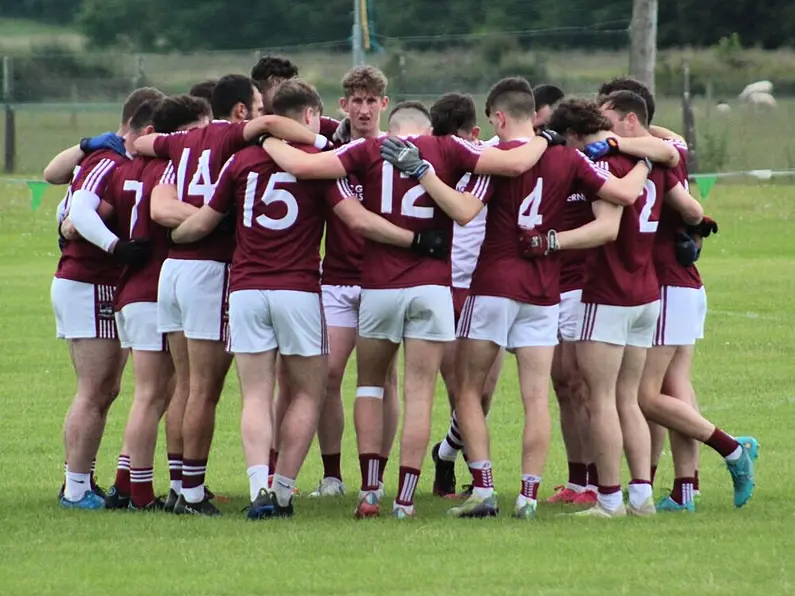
[{"x1": 3, "y1": 0, "x2": 793, "y2": 51}]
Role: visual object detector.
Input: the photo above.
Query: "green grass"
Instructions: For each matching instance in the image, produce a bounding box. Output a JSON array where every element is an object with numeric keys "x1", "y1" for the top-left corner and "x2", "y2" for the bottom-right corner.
[
  {"x1": 0, "y1": 18, "x2": 83, "y2": 51},
  {"x1": 0, "y1": 180, "x2": 793, "y2": 594}
]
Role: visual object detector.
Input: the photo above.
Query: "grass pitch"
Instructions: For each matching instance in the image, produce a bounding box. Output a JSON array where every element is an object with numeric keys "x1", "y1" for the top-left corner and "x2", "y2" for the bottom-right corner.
[{"x1": 0, "y1": 181, "x2": 793, "y2": 595}]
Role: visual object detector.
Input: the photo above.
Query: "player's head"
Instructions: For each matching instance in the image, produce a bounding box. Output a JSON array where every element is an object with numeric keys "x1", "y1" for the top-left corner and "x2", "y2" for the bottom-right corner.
[
  {"x1": 532, "y1": 84, "x2": 565, "y2": 128},
  {"x1": 598, "y1": 77, "x2": 655, "y2": 123},
  {"x1": 271, "y1": 79, "x2": 324, "y2": 134},
  {"x1": 189, "y1": 80, "x2": 216, "y2": 103},
  {"x1": 251, "y1": 55, "x2": 299, "y2": 114},
  {"x1": 153, "y1": 94, "x2": 212, "y2": 134},
  {"x1": 120, "y1": 87, "x2": 166, "y2": 134},
  {"x1": 547, "y1": 98, "x2": 613, "y2": 149},
  {"x1": 211, "y1": 74, "x2": 263, "y2": 122},
  {"x1": 125, "y1": 98, "x2": 162, "y2": 151},
  {"x1": 387, "y1": 100, "x2": 432, "y2": 136},
  {"x1": 485, "y1": 77, "x2": 535, "y2": 139},
  {"x1": 599, "y1": 90, "x2": 649, "y2": 137},
  {"x1": 340, "y1": 65, "x2": 389, "y2": 138},
  {"x1": 430, "y1": 92, "x2": 480, "y2": 141}
]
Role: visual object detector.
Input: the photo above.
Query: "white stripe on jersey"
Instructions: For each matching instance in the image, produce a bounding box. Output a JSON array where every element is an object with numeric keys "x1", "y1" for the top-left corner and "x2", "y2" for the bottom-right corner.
[
  {"x1": 336, "y1": 177, "x2": 356, "y2": 199},
  {"x1": 80, "y1": 158, "x2": 115, "y2": 193},
  {"x1": 160, "y1": 161, "x2": 176, "y2": 185},
  {"x1": 333, "y1": 137, "x2": 367, "y2": 156},
  {"x1": 451, "y1": 172, "x2": 490, "y2": 289}
]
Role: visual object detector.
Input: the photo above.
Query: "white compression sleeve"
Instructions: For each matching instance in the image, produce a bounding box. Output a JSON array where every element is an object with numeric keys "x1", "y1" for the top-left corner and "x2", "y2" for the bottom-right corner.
[
  {"x1": 56, "y1": 197, "x2": 68, "y2": 224},
  {"x1": 69, "y1": 189, "x2": 119, "y2": 252}
]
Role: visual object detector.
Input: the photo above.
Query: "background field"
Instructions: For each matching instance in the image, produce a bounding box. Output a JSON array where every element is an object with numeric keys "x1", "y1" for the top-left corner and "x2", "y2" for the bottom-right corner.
[{"x1": 0, "y1": 180, "x2": 793, "y2": 594}]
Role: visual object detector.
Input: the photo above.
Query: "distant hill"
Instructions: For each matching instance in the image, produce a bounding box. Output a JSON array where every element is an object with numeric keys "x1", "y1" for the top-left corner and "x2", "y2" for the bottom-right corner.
[{"x1": 0, "y1": 18, "x2": 84, "y2": 52}]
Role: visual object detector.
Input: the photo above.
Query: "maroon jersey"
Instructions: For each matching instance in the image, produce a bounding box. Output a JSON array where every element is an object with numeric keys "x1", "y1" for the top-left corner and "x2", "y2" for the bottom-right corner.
[
  {"x1": 334, "y1": 135, "x2": 482, "y2": 289},
  {"x1": 470, "y1": 144, "x2": 609, "y2": 305},
  {"x1": 110, "y1": 158, "x2": 173, "y2": 309},
  {"x1": 582, "y1": 154, "x2": 679, "y2": 306},
  {"x1": 152, "y1": 120, "x2": 249, "y2": 263},
  {"x1": 559, "y1": 192, "x2": 594, "y2": 293},
  {"x1": 54, "y1": 149, "x2": 129, "y2": 285},
  {"x1": 319, "y1": 116, "x2": 340, "y2": 143},
  {"x1": 653, "y1": 139, "x2": 702, "y2": 289},
  {"x1": 209, "y1": 144, "x2": 351, "y2": 294},
  {"x1": 322, "y1": 172, "x2": 365, "y2": 286}
]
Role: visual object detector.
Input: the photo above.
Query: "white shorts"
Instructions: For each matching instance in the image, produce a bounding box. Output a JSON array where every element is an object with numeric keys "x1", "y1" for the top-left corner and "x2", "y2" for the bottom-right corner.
[
  {"x1": 576, "y1": 300, "x2": 661, "y2": 348},
  {"x1": 558, "y1": 289, "x2": 582, "y2": 342},
  {"x1": 115, "y1": 302, "x2": 167, "y2": 352},
  {"x1": 157, "y1": 259, "x2": 230, "y2": 341},
  {"x1": 457, "y1": 295, "x2": 559, "y2": 349},
  {"x1": 654, "y1": 286, "x2": 707, "y2": 347},
  {"x1": 359, "y1": 285, "x2": 455, "y2": 343},
  {"x1": 51, "y1": 277, "x2": 117, "y2": 340},
  {"x1": 321, "y1": 285, "x2": 361, "y2": 329},
  {"x1": 228, "y1": 289, "x2": 328, "y2": 356}
]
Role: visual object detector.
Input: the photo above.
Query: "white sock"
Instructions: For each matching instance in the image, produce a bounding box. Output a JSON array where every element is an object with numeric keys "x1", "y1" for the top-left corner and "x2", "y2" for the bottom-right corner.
[
  {"x1": 393, "y1": 502, "x2": 414, "y2": 514},
  {"x1": 566, "y1": 483, "x2": 586, "y2": 492},
  {"x1": 65, "y1": 469, "x2": 91, "y2": 502},
  {"x1": 247, "y1": 465, "x2": 270, "y2": 502},
  {"x1": 170, "y1": 480, "x2": 182, "y2": 494},
  {"x1": 272, "y1": 474, "x2": 295, "y2": 507},
  {"x1": 438, "y1": 439, "x2": 459, "y2": 462},
  {"x1": 597, "y1": 490, "x2": 623, "y2": 512},
  {"x1": 515, "y1": 494, "x2": 537, "y2": 507},
  {"x1": 628, "y1": 483, "x2": 652, "y2": 508},
  {"x1": 472, "y1": 487, "x2": 494, "y2": 499},
  {"x1": 181, "y1": 485, "x2": 205, "y2": 504},
  {"x1": 586, "y1": 483, "x2": 598, "y2": 493},
  {"x1": 725, "y1": 445, "x2": 743, "y2": 462}
]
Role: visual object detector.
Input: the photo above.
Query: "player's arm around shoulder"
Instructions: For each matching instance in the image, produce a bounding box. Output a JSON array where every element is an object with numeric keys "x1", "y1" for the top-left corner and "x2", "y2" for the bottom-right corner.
[
  {"x1": 262, "y1": 137, "x2": 346, "y2": 179},
  {"x1": 332, "y1": 197, "x2": 413, "y2": 248},
  {"x1": 245, "y1": 115, "x2": 325, "y2": 147},
  {"x1": 596, "y1": 158, "x2": 651, "y2": 206},
  {"x1": 170, "y1": 205, "x2": 225, "y2": 244},
  {"x1": 44, "y1": 146, "x2": 85, "y2": 185},
  {"x1": 418, "y1": 170, "x2": 485, "y2": 226},
  {"x1": 664, "y1": 182, "x2": 703, "y2": 225},
  {"x1": 556, "y1": 200, "x2": 622, "y2": 250},
  {"x1": 473, "y1": 136, "x2": 549, "y2": 177},
  {"x1": 68, "y1": 188, "x2": 119, "y2": 252},
  {"x1": 612, "y1": 135, "x2": 680, "y2": 168}
]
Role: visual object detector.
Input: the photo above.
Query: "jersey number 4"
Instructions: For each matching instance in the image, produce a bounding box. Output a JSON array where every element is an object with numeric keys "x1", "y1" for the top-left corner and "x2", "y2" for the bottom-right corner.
[
  {"x1": 242, "y1": 172, "x2": 299, "y2": 230},
  {"x1": 517, "y1": 178, "x2": 543, "y2": 228},
  {"x1": 380, "y1": 162, "x2": 434, "y2": 219},
  {"x1": 178, "y1": 148, "x2": 216, "y2": 204}
]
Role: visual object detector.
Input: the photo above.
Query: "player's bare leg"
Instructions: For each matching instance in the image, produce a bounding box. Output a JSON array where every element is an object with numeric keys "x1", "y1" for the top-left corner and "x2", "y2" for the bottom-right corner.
[
  {"x1": 272, "y1": 354, "x2": 329, "y2": 514},
  {"x1": 62, "y1": 338, "x2": 124, "y2": 507},
  {"x1": 380, "y1": 353, "x2": 400, "y2": 491},
  {"x1": 393, "y1": 338, "x2": 445, "y2": 517},
  {"x1": 617, "y1": 346, "x2": 654, "y2": 515},
  {"x1": 236, "y1": 350, "x2": 277, "y2": 519},
  {"x1": 353, "y1": 335, "x2": 399, "y2": 517},
  {"x1": 649, "y1": 421, "x2": 666, "y2": 484},
  {"x1": 176, "y1": 339, "x2": 232, "y2": 513},
  {"x1": 665, "y1": 347, "x2": 702, "y2": 494},
  {"x1": 309, "y1": 325, "x2": 355, "y2": 497},
  {"x1": 125, "y1": 349, "x2": 174, "y2": 510},
  {"x1": 164, "y1": 331, "x2": 189, "y2": 510},
  {"x1": 513, "y1": 345, "x2": 555, "y2": 519},
  {"x1": 576, "y1": 341, "x2": 626, "y2": 516},
  {"x1": 271, "y1": 354, "x2": 290, "y2": 476}
]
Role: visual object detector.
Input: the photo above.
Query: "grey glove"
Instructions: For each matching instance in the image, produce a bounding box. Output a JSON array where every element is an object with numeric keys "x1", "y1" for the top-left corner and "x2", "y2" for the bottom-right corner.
[
  {"x1": 379, "y1": 137, "x2": 431, "y2": 180},
  {"x1": 332, "y1": 117, "x2": 351, "y2": 145}
]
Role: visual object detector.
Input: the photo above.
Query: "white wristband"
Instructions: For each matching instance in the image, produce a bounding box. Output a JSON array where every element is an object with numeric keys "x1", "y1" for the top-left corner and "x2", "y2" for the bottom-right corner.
[{"x1": 314, "y1": 133, "x2": 329, "y2": 150}]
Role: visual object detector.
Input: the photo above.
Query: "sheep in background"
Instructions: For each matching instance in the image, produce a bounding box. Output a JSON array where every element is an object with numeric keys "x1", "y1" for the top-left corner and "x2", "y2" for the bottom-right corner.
[{"x1": 739, "y1": 80, "x2": 774, "y2": 101}]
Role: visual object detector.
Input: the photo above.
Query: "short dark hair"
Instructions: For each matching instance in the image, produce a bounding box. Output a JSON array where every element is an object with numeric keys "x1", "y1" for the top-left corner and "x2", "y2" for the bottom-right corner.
[
  {"x1": 598, "y1": 77, "x2": 655, "y2": 123},
  {"x1": 189, "y1": 80, "x2": 216, "y2": 103},
  {"x1": 532, "y1": 84, "x2": 565, "y2": 110},
  {"x1": 211, "y1": 74, "x2": 255, "y2": 119},
  {"x1": 547, "y1": 98, "x2": 613, "y2": 137},
  {"x1": 431, "y1": 93, "x2": 477, "y2": 136},
  {"x1": 153, "y1": 94, "x2": 211, "y2": 134},
  {"x1": 271, "y1": 79, "x2": 324, "y2": 117},
  {"x1": 600, "y1": 90, "x2": 649, "y2": 128},
  {"x1": 388, "y1": 100, "x2": 431, "y2": 122},
  {"x1": 121, "y1": 87, "x2": 165, "y2": 125},
  {"x1": 128, "y1": 99, "x2": 161, "y2": 132},
  {"x1": 485, "y1": 77, "x2": 535, "y2": 118},
  {"x1": 251, "y1": 55, "x2": 299, "y2": 89}
]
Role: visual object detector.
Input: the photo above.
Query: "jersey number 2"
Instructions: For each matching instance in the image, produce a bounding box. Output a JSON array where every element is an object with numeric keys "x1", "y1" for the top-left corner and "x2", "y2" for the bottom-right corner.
[
  {"x1": 638, "y1": 180, "x2": 658, "y2": 233},
  {"x1": 380, "y1": 162, "x2": 434, "y2": 219}
]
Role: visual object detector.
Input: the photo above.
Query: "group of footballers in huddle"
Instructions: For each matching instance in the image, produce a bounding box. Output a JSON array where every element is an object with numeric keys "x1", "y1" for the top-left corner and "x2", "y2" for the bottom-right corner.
[{"x1": 47, "y1": 53, "x2": 759, "y2": 521}]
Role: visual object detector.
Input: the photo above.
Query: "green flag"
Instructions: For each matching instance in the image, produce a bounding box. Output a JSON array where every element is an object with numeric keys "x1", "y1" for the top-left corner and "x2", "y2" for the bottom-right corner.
[
  {"x1": 694, "y1": 175, "x2": 718, "y2": 200},
  {"x1": 26, "y1": 180, "x2": 48, "y2": 211}
]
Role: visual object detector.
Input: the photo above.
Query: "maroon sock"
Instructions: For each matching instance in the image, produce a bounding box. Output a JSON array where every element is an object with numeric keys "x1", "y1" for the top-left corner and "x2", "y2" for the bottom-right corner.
[
  {"x1": 130, "y1": 467, "x2": 155, "y2": 507},
  {"x1": 114, "y1": 454, "x2": 131, "y2": 495},
  {"x1": 705, "y1": 428, "x2": 740, "y2": 458},
  {"x1": 693, "y1": 470, "x2": 700, "y2": 491},
  {"x1": 378, "y1": 456, "x2": 388, "y2": 484},
  {"x1": 521, "y1": 476, "x2": 541, "y2": 500},
  {"x1": 568, "y1": 462, "x2": 587, "y2": 487},
  {"x1": 167, "y1": 452, "x2": 182, "y2": 485},
  {"x1": 470, "y1": 463, "x2": 494, "y2": 489},
  {"x1": 671, "y1": 477, "x2": 695, "y2": 505},
  {"x1": 586, "y1": 463, "x2": 599, "y2": 488},
  {"x1": 182, "y1": 458, "x2": 207, "y2": 490},
  {"x1": 268, "y1": 449, "x2": 279, "y2": 472},
  {"x1": 650, "y1": 465, "x2": 658, "y2": 486},
  {"x1": 395, "y1": 466, "x2": 421, "y2": 507},
  {"x1": 359, "y1": 453, "x2": 380, "y2": 491},
  {"x1": 322, "y1": 453, "x2": 342, "y2": 481},
  {"x1": 598, "y1": 485, "x2": 621, "y2": 495}
]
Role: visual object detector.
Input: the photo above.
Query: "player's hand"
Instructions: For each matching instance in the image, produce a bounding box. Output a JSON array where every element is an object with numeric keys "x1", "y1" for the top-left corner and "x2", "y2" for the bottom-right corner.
[
  {"x1": 584, "y1": 137, "x2": 619, "y2": 161},
  {"x1": 411, "y1": 229, "x2": 449, "y2": 259},
  {"x1": 536, "y1": 128, "x2": 566, "y2": 146},
  {"x1": 380, "y1": 137, "x2": 431, "y2": 180},
  {"x1": 332, "y1": 117, "x2": 351, "y2": 145},
  {"x1": 687, "y1": 216, "x2": 718, "y2": 239},
  {"x1": 79, "y1": 132, "x2": 126, "y2": 157},
  {"x1": 113, "y1": 239, "x2": 152, "y2": 267},
  {"x1": 518, "y1": 227, "x2": 559, "y2": 258},
  {"x1": 675, "y1": 232, "x2": 701, "y2": 266}
]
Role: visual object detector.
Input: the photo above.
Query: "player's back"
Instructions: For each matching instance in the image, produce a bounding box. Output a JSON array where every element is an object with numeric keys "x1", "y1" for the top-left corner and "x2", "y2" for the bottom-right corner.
[
  {"x1": 583, "y1": 154, "x2": 676, "y2": 306},
  {"x1": 218, "y1": 145, "x2": 329, "y2": 294}
]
